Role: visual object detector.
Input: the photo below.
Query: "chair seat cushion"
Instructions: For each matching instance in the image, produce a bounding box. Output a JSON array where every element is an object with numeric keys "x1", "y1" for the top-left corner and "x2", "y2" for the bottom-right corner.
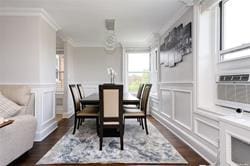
[
  {"x1": 77, "y1": 107, "x2": 98, "y2": 117},
  {"x1": 123, "y1": 105, "x2": 138, "y2": 109},
  {"x1": 85, "y1": 105, "x2": 99, "y2": 108},
  {"x1": 124, "y1": 108, "x2": 144, "y2": 117},
  {"x1": 104, "y1": 121, "x2": 119, "y2": 125}
]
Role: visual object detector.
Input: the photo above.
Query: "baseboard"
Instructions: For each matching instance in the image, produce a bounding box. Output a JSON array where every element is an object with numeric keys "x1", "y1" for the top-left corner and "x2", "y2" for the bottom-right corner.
[
  {"x1": 34, "y1": 120, "x2": 58, "y2": 142},
  {"x1": 151, "y1": 110, "x2": 216, "y2": 164},
  {"x1": 62, "y1": 111, "x2": 74, "y2": 119}
]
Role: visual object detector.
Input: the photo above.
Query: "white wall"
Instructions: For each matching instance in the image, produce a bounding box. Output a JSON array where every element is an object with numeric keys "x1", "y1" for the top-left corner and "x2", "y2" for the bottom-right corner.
[
  {"x1": 72, "y1": 46, "x2": 123, "y2": 84},
  {"x1": 160, "y1": 9, "x2": 193, "y2": 82},
  {"x1": 0, "y1": 16, "x2": 56, "y2": 84},
  {"x1": 39, "y1": 17, "x2": 56, "y2": 84},
  {"x1": 62, "y1": 45, "x2": 123, "y2": 116},
  {"x1": 63, "y1": 41, "x2": 75, "y2": 118},
  {"x1": 0, "y1": 14, "x2": 57, "y2": 141},
  {"x1": 0, "y1": 16, "x2": 40, "y2": 83},
  {"x1": 150, "y1": 7, "x2": 219, "y2": 163}
]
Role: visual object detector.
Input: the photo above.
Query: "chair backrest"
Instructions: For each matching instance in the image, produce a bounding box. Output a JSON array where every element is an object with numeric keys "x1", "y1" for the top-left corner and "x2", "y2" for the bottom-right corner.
[
  {"x1": 77, "y1": 84, "x2": 85, "y2": 99},
  {"x1": 99, "y1": 84, "x2": 123, "y2": 124},
  {"x1": 137, "y1": 84, "x2": 145, "y2": 99},
  {"x1": 140, "y1": 84, "x2": 152, "y2": 114},
  {"x1": 69, "y1": 84, "x2": 81, "y2": 113}
]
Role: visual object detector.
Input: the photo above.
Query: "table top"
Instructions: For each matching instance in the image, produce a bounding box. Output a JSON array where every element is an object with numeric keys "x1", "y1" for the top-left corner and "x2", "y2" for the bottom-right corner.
[{"x1": 80, "y1": 93, "x2": 139, "y2": 105}]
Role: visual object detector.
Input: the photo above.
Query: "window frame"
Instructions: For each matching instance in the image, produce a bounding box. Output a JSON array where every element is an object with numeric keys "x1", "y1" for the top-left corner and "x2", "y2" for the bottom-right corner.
[
  {"x1": 126, "y1": 51, "x2": 151, "y2": 93},
  {"x1": 219, "y1": 0, "x2": 250, "y2": 62}
]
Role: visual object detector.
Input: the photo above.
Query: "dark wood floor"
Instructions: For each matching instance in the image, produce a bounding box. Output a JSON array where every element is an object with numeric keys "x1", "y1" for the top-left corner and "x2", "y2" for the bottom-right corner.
[{"x1": 9, "y1": 116, "x2": 208, "y2": 166}]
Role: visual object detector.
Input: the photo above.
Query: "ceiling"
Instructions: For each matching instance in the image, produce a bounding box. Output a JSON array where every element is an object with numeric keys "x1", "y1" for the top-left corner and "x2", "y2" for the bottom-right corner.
[{"x1": 0, "y1": 0, "x2": 186, "y2": 47}]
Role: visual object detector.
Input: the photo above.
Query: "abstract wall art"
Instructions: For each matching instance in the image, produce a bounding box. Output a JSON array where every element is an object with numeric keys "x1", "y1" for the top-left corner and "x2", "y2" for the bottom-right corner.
[{"x1": 160, "y1": 22, "x2": 192, "y2": 68}]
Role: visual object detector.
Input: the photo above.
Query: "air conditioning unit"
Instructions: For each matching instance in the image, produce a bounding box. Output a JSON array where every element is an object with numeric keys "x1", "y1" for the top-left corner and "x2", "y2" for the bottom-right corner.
[{"x1": 216, "y1": 74, "x2": 250, "y2": 111}]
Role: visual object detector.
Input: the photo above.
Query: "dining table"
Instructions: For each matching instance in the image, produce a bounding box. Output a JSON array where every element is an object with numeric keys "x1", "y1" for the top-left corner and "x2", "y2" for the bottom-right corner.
[
  {"x1": 80, "y1": 93, "x2": 140, "y2": 106},
  {"x1": 80, "y1": 92, "x2": 140, "y2": 137}
]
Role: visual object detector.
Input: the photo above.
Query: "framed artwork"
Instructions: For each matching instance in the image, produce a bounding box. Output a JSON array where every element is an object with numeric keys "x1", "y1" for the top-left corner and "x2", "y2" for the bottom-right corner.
[{"x1": 160, "y1": 22, "x2": 192, "y2": 68}]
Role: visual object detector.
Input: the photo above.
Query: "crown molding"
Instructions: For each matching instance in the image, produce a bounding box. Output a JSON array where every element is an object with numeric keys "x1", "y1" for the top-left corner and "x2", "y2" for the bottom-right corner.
[
  {"x1": 159, "y1": 6, "x2": 190, "y2": 36},
  {"x1": 0, "y1": 8, "x2": 61, "y2": 31},
  {"x1": 69, "y1": 40, "x2": 105, "y2": 48},
  {"x1": 121, "y1": 41, "x2": 150, "y2": 48}
]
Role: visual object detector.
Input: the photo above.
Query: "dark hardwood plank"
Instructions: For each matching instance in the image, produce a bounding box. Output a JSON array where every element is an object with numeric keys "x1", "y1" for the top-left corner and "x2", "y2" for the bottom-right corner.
[{"x1": 9, "y1": 116, "x2": 209, "y2": 166}]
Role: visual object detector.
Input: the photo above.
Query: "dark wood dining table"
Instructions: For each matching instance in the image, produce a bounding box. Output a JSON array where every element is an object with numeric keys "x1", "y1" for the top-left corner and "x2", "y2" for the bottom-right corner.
[
  {"x1": 80, "y1": 93, "x2": 139, "y2": 137},
  {"x1": 80, "y1": 93, "x2": 140, "y2": 106}
]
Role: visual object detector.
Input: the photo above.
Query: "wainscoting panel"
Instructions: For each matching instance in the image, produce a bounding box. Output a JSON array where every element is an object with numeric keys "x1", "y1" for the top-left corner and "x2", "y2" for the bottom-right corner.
[
  {"x1": 173, "y1": 90, "x2": 192, "y2": 130},
  {"x1": 31, "y1": 84, "x2": 57, "y2": 141},
  {"x1": 160, "y1": 89, "x2": 172, "y2": 118},
  {"x1": 194, "y1": 116, "x2": 219, "y2": 147},
  {"x1": 150, "y1": 82, "x2": 220, "y2": 162},
  {"x1": 149, "y1": 95, "x2": 159, "y2": 114},
  {"x1": 42, "y1": 92, "x2": 55, "y2": 123}
]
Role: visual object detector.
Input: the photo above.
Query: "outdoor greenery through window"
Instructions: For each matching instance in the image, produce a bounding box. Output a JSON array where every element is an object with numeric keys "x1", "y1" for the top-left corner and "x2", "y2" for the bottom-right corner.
[
  {"x1": 127, "y1": 52, "x2": 150, "y2": 93},
  {"x1": 220, "y1": 0, "x2": 250, "y2": 61}
]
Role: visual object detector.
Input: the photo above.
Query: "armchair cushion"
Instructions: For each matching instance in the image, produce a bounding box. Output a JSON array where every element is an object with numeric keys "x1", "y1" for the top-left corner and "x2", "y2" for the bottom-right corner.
[
  {"x1": 0, "y1": 85, "x2": 31, "y2": 106},
  {"x1": 0, "y1": 92, "x2": 22, "y2": 118}
]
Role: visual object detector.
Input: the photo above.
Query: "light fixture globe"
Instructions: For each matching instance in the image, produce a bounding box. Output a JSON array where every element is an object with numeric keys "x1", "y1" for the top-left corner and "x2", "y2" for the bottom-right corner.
[{"x1": 104, "y1": 19, "x2": 117, "y2": 51}]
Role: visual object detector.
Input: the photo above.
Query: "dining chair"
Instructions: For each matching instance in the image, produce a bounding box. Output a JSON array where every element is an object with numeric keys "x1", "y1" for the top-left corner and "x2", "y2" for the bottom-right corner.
[
  {"x1": 76, "y1": 83, "x2": 85, "y2": 99},
  {"x1": 69, "y1": 84, "x2": 99, "y2": 135},
  {"x1": 124, "y1": 84, "x2": 152, "y2": 135},
  {"x1": 99, "y1": 84, "x2": 124, "y2": 150},
  {"x1": 124, "y1": 83, "x2": 144, "y2": 109}
]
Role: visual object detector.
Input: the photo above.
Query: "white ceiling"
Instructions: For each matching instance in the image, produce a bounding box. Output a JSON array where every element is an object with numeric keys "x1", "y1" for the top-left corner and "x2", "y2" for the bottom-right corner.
[{"x1": 0, "y1": 0, "x2": 186, "y2": 47}]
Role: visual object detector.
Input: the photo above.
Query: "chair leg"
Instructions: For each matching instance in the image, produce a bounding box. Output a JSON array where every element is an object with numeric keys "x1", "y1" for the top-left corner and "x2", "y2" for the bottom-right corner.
[
  {"x1": 99, "y1": 126, "x2": 103, "y2": 151},
  {"x1": 120, "y1": 124, "x2": 124, "y2": 150},
  {"x1": 141, "y1": 118, "x2": 144, "y2": 130},
  {"x1": 73, "y1": 117, "x2": 77, "y2": 135},
  {"x1": 144, "y1": 116, "x2": 149, "y2": 135},
  {"x1": 77, "y1": 118, "x2": 80, "y2": 129},
  {"x1": 96, "y1": 117, "x2": 99, "y2": 135}
]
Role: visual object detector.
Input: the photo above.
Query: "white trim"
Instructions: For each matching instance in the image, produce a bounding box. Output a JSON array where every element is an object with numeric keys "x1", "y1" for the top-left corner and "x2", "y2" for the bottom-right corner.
[
  {"x1": 0, "y1": 83, "x2": 56, "y2": 88},
  {"x1": 159, "y1": 81, "x2": 194, "y2": 84},
  {"x1": 220, "y1": 44, "x2": 250, "y2": 55},
  {"x1": 34, "y1": 120, "x2": 57, "y2": 142},
  {"x1": 194, "y1": 117, "x2": 219, "y2": 147},
  {"x1": 218, "y1": 55, "x2": 250, "y2": 64},
  {"x1": 159, "y1": 88, "x2": 173, "y2": 118},
  {"x1": 62, "y1": 111, "x2": 74, "y2": 119},
  {"x1": 224, "y1": 130, "x2": 250, "y2": 166},
  {"x1": 0, "y1": 8, "x2": 60, "y2": 31},
  {"x1": 160, "y1": 87, "x2": 193, "y2": 130},
  {"x1": 151, "y1": 110, "x2": 215, "y2": 163},
  {"x1": 172, "y1": 89, "x2": 193, "y2": 131}
]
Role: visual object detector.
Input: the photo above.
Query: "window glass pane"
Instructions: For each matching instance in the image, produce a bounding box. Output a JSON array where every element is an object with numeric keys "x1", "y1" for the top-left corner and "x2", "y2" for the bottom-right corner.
[
  {"x1": 128, "y1": 53, "x2": 150, "y2": 72},
  {"x1": 128, "y1": 73, "x2": 149, "y2": 93},
  {"x1": 223, "y1": 0, "x2": 250, "y2": 50},
  {"x1": 222, "y1": 48, "x2": 250, "y2": 61}
]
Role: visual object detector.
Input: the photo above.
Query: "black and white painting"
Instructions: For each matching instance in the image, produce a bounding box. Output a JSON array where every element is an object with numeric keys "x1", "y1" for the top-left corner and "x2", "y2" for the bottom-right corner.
[{"x1": 160, "y1": 22, "x2": 192, "y2": 68}]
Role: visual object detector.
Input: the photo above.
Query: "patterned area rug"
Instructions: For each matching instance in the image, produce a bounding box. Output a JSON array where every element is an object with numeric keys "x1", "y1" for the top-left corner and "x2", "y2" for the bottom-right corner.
[{"x1": 37, "y1": 119, "x2": 187, "y2": 165}]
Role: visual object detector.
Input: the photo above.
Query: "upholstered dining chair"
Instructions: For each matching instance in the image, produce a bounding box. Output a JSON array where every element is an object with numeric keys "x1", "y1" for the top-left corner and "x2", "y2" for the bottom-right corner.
[
  {"x1": 69, "y1": 84, "x2": 99, "y2": 135},
  {"x1": 76, "y1": 84, "x2": 85, "y2": 99},
  {"x1": 124, "y1": 83, "x2": 144, "y2": 109},
  {"x1": 77, "y1": 83, "x2": 98, "y2": 107},
  {"x1": 124, "y1": 84, "x2": 152, "y2": 135},
  {"x1": 99, "y1": 84, "x2": 124, "y2": 150}
]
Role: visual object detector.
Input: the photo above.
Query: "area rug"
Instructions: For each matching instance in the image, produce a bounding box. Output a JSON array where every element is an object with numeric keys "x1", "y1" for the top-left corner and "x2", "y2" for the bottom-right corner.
[{"x1": 37, "y1": 119, "x2": 187, "y2": 165}]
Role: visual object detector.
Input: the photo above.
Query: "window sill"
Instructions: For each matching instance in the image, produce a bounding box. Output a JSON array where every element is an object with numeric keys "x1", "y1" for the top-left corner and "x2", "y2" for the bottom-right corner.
[{"x1": 218, "y1": 55, "x2": 250, "y2": 64}]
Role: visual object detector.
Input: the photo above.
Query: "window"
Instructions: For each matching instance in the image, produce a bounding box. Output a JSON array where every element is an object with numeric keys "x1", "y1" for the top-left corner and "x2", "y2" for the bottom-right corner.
[
  {"x1": 220, "y1": 0, "x2": 250, "y2": 61},
  {"x1": 56, "y1": 54, "x2": 64, "y2": 87},
  {"x1": 127, "y1": 52, "x2": 150, "y2": 93}
]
